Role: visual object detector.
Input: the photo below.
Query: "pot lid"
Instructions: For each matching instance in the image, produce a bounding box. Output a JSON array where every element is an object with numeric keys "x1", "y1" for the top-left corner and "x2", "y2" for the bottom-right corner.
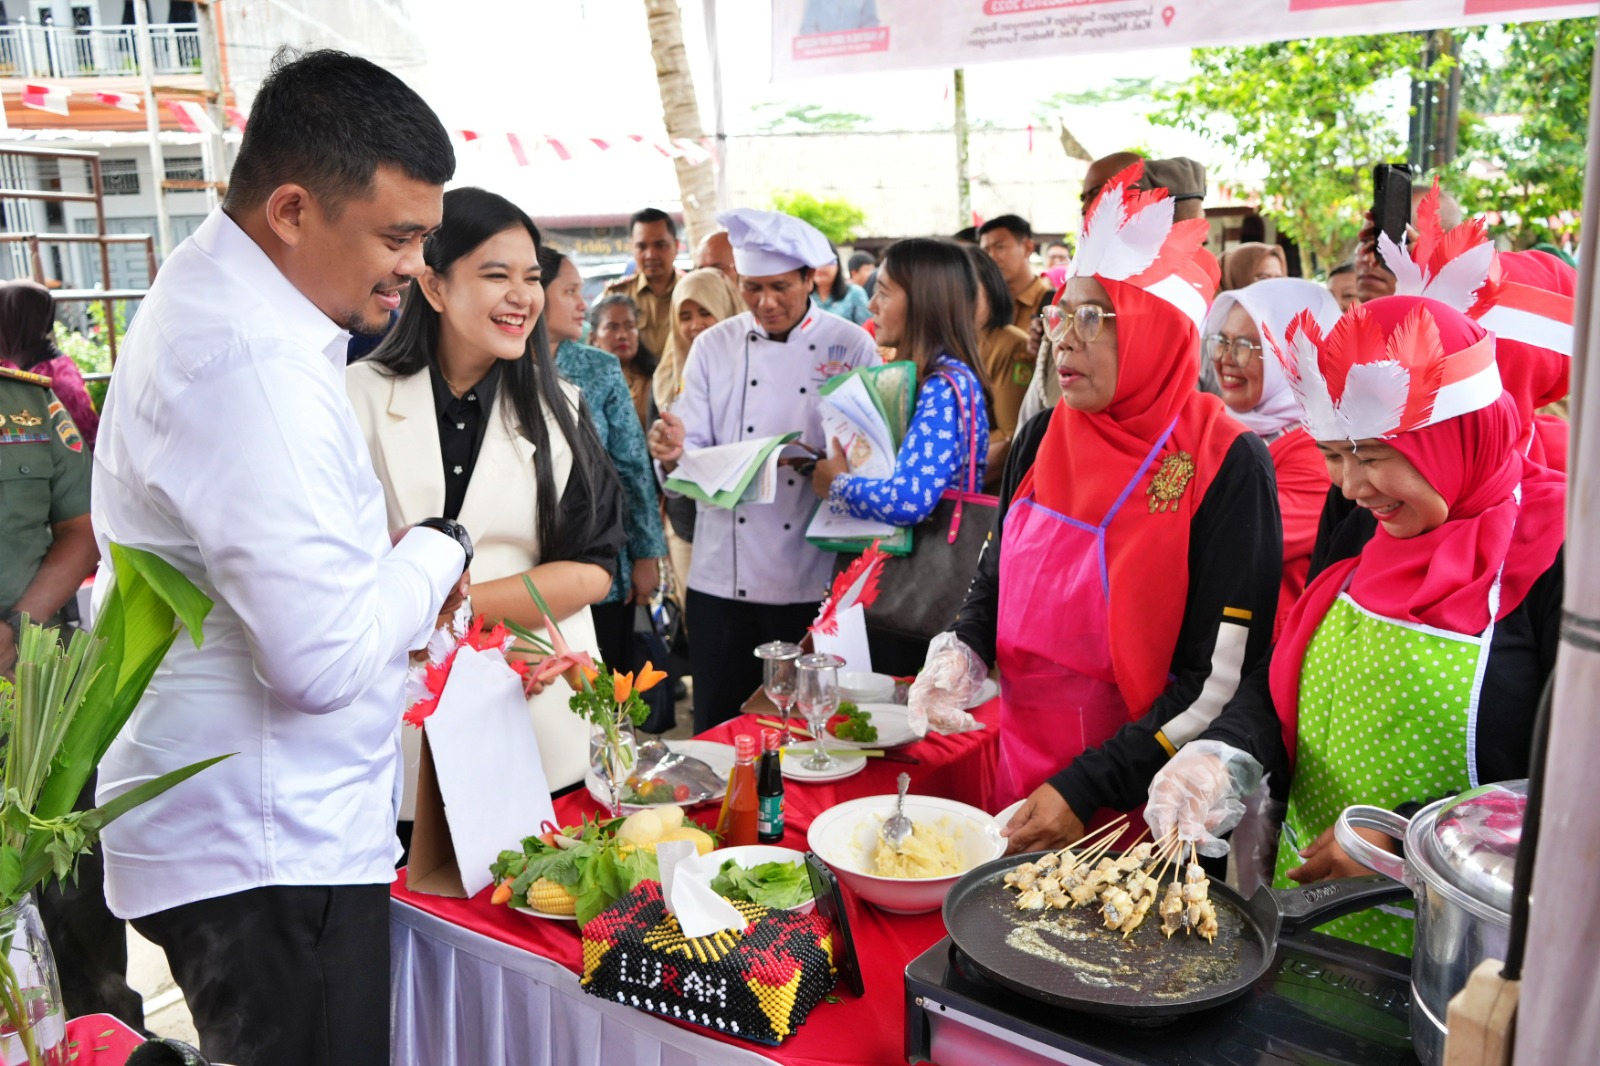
[{"x1": 1422, "y1": 780, "x2": 1527, "y2": 914}]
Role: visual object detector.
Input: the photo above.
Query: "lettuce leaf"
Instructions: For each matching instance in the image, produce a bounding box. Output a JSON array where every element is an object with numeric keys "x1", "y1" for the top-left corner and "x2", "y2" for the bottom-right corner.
[{"x1": 709, "y1": 859, "x2": 813, "y2": 909}]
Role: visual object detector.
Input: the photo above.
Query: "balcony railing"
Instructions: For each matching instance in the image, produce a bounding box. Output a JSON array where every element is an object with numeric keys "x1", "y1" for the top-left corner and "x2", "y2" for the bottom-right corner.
[{"x1": 0, "y1": 23, "x2": 201, "y2": 80}]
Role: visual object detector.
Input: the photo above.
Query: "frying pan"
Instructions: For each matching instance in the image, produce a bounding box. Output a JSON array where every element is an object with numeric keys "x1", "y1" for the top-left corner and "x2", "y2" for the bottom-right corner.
[{"x1": 941, "y1": 850, "x2": 1409, "y2": 1022}]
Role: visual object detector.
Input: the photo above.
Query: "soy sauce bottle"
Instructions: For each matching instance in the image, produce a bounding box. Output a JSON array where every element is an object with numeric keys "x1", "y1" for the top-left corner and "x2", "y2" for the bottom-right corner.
[{"x1": 757, "y1": 728, "x2": 785, "y2": 843}]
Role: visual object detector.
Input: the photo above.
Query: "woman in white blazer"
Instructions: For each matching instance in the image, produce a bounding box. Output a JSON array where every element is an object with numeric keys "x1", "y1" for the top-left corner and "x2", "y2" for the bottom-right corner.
[{"x1": 347, "y1": 188, "x2": 624, "y2": 808}]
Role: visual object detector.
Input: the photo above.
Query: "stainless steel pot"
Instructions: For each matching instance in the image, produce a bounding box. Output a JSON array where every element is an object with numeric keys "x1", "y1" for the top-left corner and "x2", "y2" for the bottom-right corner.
[{"x1": 1336, "y1": 780, "x2": 1525, "y2": 1066}]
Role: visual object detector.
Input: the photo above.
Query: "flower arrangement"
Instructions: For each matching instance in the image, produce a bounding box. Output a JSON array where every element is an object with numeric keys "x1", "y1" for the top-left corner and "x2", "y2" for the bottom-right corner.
[{"x1": 0, "y1": 544, "x2": 230, "y2": 1065}]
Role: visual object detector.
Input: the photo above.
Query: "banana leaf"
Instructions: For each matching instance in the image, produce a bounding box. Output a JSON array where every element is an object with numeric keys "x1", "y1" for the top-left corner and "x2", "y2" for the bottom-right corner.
[{"x1": 30, "y1": 545, "x2": 212, "y2": 826}]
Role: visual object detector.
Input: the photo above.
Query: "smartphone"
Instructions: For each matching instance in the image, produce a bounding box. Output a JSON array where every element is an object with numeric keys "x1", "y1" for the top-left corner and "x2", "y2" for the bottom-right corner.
[
  {"x1": 805, "y1": 852, "x2": 865, "y2": 997},
  {"x1": 1372, "y1": 163, "x2": 1414, "y2": 249}
]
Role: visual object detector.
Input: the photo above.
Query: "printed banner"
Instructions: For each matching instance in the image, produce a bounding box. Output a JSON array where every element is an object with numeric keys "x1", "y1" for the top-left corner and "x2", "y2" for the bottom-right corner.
[{"x1": 770, "y1": 0, "x2": 1598, "y2": 79}]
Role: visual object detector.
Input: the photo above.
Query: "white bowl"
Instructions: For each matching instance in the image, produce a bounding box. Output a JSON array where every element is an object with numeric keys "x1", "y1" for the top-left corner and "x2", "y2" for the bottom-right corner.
[
  {"x1": 680, "y1": 845, "x2": 816, "y2": 914},
  {"x1": 839, "y1": 671, "x2": 896, "y2": 704},
  {"x1": 806, "y1": 794, "x2": 1004, "y2": 914}
]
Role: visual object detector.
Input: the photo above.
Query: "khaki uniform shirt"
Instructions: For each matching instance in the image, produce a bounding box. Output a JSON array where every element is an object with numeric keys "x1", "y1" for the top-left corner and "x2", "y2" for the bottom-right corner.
[
  {"x1": 978, "y1": 324, "x2": 1035, "y2": 443},
  {"x1": 0, "y1": 366, "x2": 91, "y2": 614},
  {"x1": 1011, "y1": 274, "x2": 1054, "y2": 332},
  {"x1": 603, "y1": 271, "x2": 679, "y2": 363}
]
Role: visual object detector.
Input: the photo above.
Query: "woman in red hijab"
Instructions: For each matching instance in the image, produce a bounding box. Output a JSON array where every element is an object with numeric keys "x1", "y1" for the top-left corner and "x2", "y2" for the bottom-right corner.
[
  {"x1": 909, "y1": 162, "x2": 1282, "y2": 852},
  {"x1": 1146, "y1": 296, "x2": 1565, "y2": 957}
]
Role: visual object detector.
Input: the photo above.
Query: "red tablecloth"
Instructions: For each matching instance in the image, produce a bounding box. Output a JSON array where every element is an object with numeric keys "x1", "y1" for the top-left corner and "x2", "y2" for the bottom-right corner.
[
  {"x1": 391, "y1": 699, "x2": 1001, "y2": 1066},
  {"x1": 65, "y1": 1013, "x2": 144, "y2": 1063}
]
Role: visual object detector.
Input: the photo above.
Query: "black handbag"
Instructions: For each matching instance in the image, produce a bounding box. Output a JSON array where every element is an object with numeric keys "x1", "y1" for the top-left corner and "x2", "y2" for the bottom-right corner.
[{"x1": 835, "y1": 371, "x2": 999, "y2": 674}]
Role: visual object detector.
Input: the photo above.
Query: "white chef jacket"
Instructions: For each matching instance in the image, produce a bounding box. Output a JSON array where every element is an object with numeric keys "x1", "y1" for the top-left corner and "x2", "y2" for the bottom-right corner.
[
  {"x1": 671, "y1": 303, "x2": 878, "y2": 605},
  {"x1": 91, "y1": 208, "x2": 463, "y2": 920}
]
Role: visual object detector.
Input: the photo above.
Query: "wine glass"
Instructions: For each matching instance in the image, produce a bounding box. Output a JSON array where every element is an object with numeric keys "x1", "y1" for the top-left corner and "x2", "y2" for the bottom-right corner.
[
  {"x1": 754, "y1": 641, "x2": 802, "y2": 746},
  {"x1": 796, "y1": 653, "x2": 844, "y2": 771}
]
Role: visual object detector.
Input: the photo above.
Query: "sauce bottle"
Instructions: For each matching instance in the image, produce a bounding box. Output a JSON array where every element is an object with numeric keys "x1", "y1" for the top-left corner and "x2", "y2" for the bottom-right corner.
[
  {"x1": 715, "y1": 733, "x2": 760, "y2": 848},
  {"x1": 757, "y1": 728, "x2": 784, "y2": 843}
]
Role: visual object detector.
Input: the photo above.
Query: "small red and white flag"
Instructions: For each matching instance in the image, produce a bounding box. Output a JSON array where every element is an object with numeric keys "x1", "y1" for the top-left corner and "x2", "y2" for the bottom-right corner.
[
  {"x1": 164, "y1": 100, "x2": 219, "y2": 135},
  {"x1": 22, "y1": 84, "x2": 70, "y2": 117},
  {"x1": 95, "y1": 90, "x2": 142, "y2": 113}
]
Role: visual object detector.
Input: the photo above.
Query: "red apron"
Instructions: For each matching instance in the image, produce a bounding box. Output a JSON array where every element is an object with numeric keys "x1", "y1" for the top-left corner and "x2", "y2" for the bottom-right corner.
[{"x1": 994, "y1": 419, "x2": 1178, "y2": 820}]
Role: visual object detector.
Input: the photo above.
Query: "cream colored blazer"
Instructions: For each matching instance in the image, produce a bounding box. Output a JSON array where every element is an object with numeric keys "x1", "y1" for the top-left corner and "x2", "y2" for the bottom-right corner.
[{"x1": 346, "y1": 360, "x2": 598, "y2": 798}]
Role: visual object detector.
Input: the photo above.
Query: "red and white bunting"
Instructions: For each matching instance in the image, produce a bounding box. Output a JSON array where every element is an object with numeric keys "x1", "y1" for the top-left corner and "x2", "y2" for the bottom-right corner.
[
  {"x1": 22, "y1": 83, "x2": 70, "y2": 117},
  {"x1": 165, "y1": 100, "x2": 219, "y2": 136},
  {"x1": 224, "y1": 106, "x2": 247, "y2": 132},
  {"x1": 95, "y1": 90, "x2": 142, "y2": 113},
  {"x1": 457, "y1": 129, "x2": 716, "y2": 168}
]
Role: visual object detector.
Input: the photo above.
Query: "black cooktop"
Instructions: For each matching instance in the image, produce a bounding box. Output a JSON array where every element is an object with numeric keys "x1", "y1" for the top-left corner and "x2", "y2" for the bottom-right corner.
[{"x1": 904, "y1": 932, "x2": 1420, "y2": 1065}]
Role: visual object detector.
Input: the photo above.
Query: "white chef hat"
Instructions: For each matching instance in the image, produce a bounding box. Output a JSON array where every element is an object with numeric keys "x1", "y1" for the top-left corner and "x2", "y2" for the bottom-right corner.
[{"x1": 716, "y1": 208, "x2": 836, "y2": 277}]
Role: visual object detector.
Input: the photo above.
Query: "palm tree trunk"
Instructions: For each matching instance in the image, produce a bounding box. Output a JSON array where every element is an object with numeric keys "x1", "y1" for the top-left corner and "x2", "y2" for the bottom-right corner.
[{"x1": 643, "y1": 0, "x2": 718, "y2": 251}]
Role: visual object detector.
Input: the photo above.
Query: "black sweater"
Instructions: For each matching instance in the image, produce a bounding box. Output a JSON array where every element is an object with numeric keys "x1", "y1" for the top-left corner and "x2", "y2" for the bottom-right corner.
[
  {"x1": 1202, "y1": 485, "x2": 1563, "y2": 803},
  {"x1": 950, "y1": 410, "x2": 1283, "y2": 820}
]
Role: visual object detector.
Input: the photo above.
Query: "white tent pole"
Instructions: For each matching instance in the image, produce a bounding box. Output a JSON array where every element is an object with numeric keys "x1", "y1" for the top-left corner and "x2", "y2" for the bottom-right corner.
[{"x1": 1511, "y1": 19, "x2": 1600, "y2": 1063}]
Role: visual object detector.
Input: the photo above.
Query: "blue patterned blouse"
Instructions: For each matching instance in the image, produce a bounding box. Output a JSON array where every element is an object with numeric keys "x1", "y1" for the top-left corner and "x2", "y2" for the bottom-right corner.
[
  {"x1": 826, "y1": 356, "x2": 989, "y2": 527},
  {"x1": 555, "y1": 340, "x2": 667, "y2": 603}
]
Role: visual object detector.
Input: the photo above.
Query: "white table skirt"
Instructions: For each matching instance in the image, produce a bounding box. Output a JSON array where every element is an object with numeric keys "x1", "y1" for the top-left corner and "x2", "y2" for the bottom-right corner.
[{"x1": 391, "y1": 899, "x2": 781, "y2": 1066}]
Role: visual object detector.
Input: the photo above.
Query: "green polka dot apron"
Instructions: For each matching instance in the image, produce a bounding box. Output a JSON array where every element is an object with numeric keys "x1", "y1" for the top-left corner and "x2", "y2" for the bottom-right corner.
[{"x1": 1273, "y1": 574, "x2": 1499, "y2": 956}]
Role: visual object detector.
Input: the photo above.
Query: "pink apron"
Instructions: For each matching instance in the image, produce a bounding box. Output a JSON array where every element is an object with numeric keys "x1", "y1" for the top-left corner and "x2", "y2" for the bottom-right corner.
[{"x1": 994, "y1": 419, "x2": 1178, "y2": 820}]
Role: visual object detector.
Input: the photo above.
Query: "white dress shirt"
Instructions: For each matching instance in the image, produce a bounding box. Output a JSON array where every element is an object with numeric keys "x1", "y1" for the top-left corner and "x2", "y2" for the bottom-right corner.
[
  {"x1": 671, "y1": 303, "x2": 878, "y2": 605},
  {"x1": 91, "y1": 209, "x2": 463, "y2": 920}
]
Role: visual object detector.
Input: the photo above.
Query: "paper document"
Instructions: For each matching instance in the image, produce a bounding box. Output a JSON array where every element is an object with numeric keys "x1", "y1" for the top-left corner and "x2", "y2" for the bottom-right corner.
[
  {"x1": 805, "y1": 375, "x2": 900, "y2": 541},
  {"x1": 666, "y1": 433, "x2": 810, "y2": 509}
]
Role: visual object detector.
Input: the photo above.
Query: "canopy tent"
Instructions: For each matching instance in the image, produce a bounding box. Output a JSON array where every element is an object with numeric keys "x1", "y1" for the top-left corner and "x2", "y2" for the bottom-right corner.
[{"x1": 769, "y1": 0, "x2": 1598, "y2": 79}]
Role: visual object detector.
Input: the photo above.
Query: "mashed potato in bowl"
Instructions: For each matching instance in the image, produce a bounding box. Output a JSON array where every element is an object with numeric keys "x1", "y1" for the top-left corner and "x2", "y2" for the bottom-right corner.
[{"x1": 872, "y1": 822, "x2": 964, "y2": 878}]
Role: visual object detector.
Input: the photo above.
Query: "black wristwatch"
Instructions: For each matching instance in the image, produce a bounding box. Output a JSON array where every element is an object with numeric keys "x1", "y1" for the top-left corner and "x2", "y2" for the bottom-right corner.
[
  {"x1": 3, "y1": 610, "x2": 21, "y2": 639},
  {"x1": 417, "y1": 518, "x2": 473, "y2": 571}
]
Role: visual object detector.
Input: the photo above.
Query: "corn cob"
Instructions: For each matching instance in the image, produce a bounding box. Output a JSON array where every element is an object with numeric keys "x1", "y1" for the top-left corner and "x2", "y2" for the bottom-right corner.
[{"x1": 527, "y1": 877, "x2": 578, "y2": 915}]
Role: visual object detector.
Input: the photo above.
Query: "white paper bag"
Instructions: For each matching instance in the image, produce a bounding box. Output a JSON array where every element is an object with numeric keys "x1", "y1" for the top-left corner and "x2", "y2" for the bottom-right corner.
[{"x1": 412, "y1": 646, "x2": 557, "y2": 898}]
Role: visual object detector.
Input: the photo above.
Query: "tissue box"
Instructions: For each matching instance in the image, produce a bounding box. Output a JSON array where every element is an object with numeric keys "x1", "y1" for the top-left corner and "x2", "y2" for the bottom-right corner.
[{"x1": 580, "y1": 880, "x2": 836, "y2": 1045}]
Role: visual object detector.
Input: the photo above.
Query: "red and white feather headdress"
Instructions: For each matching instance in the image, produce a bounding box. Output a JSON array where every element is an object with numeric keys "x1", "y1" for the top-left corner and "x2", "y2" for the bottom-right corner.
[
  {"x1": 1266, "y1": 300, "x2": 1500, "y2": 441},
  {"x1": 1378, "y1": 181, "x2": 1574, "y2": 356},
  {"x1": 1067, "y1": 161, "x2": 1215, "y2": 326}
]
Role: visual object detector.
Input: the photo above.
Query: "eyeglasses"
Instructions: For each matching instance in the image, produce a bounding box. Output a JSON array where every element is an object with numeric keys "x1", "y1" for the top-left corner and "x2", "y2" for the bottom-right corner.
[
  {"x1": 1041, "y1": 304, "x2": 1117, "y2": 344},
  {"x1": 1202, "y1": 333, "x2": 1265, "y2": 368}
]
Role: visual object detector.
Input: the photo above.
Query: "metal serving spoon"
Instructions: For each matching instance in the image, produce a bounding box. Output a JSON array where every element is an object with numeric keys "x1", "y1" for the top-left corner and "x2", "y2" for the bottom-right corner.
[{"x1": 883, "y1": 772, "x2": 912, "y2": 852}]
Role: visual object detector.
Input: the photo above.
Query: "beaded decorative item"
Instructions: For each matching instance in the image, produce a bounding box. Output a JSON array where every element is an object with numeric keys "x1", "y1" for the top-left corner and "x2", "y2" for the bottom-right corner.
[{"x1": 580, "y1": 880, "x2": 837, "y2": 1045}]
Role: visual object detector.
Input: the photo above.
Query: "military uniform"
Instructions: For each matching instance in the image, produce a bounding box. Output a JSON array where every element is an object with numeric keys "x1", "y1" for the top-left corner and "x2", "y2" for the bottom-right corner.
[{"x1": 0, "y1": 364, "x2": 90, "y2": 623}]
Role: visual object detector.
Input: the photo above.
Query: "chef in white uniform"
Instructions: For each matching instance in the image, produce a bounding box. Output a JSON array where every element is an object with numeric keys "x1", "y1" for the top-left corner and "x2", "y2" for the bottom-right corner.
[{"x1": 649, "y1": 208, "x2": 878, "y2": 730}]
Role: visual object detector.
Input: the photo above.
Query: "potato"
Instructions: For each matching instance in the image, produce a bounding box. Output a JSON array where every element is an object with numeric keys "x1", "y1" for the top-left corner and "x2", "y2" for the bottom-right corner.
[
  {"x1": 659, "y1": 826, "x2": 715, "y2": 856},
  {"x1": 654, "y1": 805, "x2": 686, "y2": 831},
  {"x1": 617, "y1": 809, "x2": 664, "y2": 847}
]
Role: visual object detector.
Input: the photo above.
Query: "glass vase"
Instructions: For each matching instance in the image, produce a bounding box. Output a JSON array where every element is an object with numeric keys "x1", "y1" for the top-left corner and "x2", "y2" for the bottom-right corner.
[
  {"x1": 0, "y1": 895, "x2": 67, "y2": 1066},
  {"x1": 589, "y1": 719, "x2": 639, "y2": 818}
]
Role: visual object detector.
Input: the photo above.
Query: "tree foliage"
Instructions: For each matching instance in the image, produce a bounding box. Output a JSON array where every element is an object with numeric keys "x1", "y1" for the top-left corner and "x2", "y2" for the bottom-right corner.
[
  {"x1": 768, "y1": 190, "x2": 868, "y2": 244},
  {"x1": 754, "y1": 102, "x2": 871, "y2": 133},
  {"x1": 1154, "y1": 35, "x2": 1449, "y2": 269},
  {"x1": 1453, "y1": 18, "x2": 1593, "y2": 248}
]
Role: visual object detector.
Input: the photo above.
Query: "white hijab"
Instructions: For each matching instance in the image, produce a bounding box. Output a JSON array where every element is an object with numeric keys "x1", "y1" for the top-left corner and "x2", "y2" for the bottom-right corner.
[{"x1": 1204, "y1": 278, "x2": 1344, "y2": 438}]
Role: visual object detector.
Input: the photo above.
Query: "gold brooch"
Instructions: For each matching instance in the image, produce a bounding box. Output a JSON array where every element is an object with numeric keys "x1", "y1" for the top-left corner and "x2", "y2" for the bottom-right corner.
[
  {"x1": 11, "y1": 409, "x2": 42, "y2": 428},
  {"x1": 1147, "y1": 451, "x2": 1195, "y2": 513}
]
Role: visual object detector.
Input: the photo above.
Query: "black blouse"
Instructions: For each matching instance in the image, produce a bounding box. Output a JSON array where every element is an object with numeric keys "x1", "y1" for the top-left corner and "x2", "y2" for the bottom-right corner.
[{"x1": 428, "y1": 361, "x2": 499, "y2": 521}]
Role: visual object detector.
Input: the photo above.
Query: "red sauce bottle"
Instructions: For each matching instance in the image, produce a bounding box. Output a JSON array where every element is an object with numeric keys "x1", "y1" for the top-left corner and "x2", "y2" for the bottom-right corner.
[{"x1": 715, "y1": 733, "x2": 760, "y2": 848}]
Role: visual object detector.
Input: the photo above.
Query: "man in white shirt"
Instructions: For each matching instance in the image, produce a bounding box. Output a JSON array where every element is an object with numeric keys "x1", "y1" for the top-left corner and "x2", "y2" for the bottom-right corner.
[
  {"x1": 91, "y1": 50, "x2": 468, "y2": 1066},
  {"x1": 648, "y1": 208, "x2": 878, "y2": 730}
]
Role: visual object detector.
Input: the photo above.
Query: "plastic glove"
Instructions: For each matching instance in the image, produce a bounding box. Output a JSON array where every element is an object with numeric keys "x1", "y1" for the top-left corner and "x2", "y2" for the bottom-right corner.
[
  {"x1": 906, "y1": 631, "x2": 986, "y2": 737},
  {"x1": 1145, "y1": 740, "x2": 1264, "y2": 858}
]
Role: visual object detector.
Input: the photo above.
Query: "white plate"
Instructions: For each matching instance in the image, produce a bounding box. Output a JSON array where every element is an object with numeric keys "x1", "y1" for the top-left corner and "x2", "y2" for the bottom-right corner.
[
  {"x1": 966, "y1": 676, "x2": 999, "y2": 709},
  {"x1": 824, "y1": 703, "x2": 919, "y2": 749},
  {"x1": 509, "y1": 903, "x2": 578, "y2": 923},
  {"x1": 782, "y1": 750, "x2": 868, "y2": 782},
  {"x1": 679, "y1": 845, "x2": 816, "y2": 913},
  {"x1": 840, "y1": 671, "x2": 896, "y2": 703},
  {"x1": 993, "y1": 799, "x2": 1024, "y2": 832},
  {"x1": 584, "y1": 739, "x2": 736, "y2": 814}
]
